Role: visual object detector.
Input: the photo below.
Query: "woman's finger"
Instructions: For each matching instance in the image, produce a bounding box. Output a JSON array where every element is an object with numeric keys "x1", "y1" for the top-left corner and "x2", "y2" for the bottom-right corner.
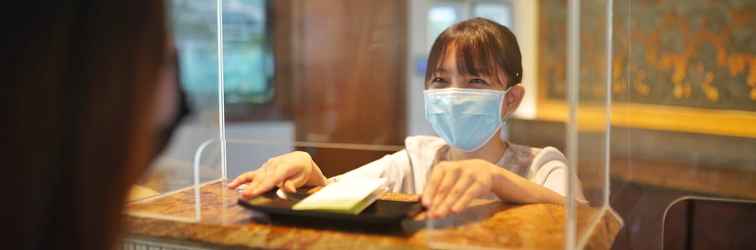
[
  {"x1": 431, "y1": 167, "x2": 460, "y2": 209},
  {"x1": 450, "y1": 183, "x2": 484, "y2": 213},
  {"x1": 422, "y1": 164, "x2": 447, "y2": 207},
  {"x1": 250, "y1": 162, "x2": 300, "y2": 197},
  {"x1": 281, "y1": 180, "x2": 297, "y2": 193},
  {"x1": 227, "y1": 171, "x2": 256, "y2": 189},
  {"x1": 248, "y1": 162, "x2": 279, "y2": 196},
  {"x1": 432, "y1": 174, "x2": 473, "y2": 218},
  {"x1": 279, "y1": 166, "x2": 312, "y2": 193},
  {"x1": 241, "y1": 169, "x2": 268, "y2": 198},
  {"x1": 241, "y1": 161, "x2": 273, "y2": 198},
  {"x1": 231, "y1": 158, "x2": 273, "y2": 188}
]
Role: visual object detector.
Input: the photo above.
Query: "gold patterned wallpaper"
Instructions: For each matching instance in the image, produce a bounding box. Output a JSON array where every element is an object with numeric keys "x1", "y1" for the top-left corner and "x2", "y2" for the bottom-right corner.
[
  {"x1": 539, "y1": 0, "x2": 755, "y2": 110},
  {"x1": 537, "y1": 0, "x2": 756, "y2": 137}
]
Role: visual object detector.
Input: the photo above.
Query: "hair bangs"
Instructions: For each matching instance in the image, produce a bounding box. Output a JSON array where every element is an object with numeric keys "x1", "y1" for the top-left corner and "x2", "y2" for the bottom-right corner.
[
  {"x1": 424, "y1": 18, "x2": 523, "y2": 89},
  {"x1": 454, "y1": 35, "x2": 505, "y2": 86}
]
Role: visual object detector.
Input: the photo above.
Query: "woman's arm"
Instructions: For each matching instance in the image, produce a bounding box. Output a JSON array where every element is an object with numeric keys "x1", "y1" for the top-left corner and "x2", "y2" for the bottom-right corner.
[
  {"x1": 229, "y1": 150, "x2": 407, "y2": 198},
  {"x1": 491, "y1": 166, "x2": 565, "y2": 204},
  {"x1": 422, "y1": 159, "x2": 566, "y2": 219},
  {"x1": 228, "y1": 151, "x2": 327, "y2": 198}
]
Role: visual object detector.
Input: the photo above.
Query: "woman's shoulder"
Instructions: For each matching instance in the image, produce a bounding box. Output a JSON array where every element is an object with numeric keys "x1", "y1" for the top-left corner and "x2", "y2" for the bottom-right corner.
[
  {"x1": 508, "y1": 143, "x2": 567, "y2": 182},
  {"x1": 504, "y1": 142, "x2": 566, "y2": 176},
  {"x1": 507, "y1": 142, "x2": 566, "y2": 162},
  {"x1": 530, "y1": 145, "x2": 567, "y2": 167}
]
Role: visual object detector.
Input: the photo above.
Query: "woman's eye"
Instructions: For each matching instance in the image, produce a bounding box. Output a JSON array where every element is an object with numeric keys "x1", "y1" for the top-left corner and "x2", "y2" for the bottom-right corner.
[
  {"x1": 432, "y1": 77, "x2": 447, "y2": 83},
  {"x1": 469, "y1": 78, "x2": 489, "y2": 85}
]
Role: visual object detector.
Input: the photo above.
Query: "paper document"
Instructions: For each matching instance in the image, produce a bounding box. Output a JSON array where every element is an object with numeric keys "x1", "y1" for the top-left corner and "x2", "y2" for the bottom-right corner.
[{"x1": 292, "y1": 178, "x2": 387, "y2": 214}]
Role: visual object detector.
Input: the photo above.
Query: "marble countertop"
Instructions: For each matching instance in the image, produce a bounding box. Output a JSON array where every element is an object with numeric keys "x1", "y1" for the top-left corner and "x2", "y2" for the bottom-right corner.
[{"x1": 125, "y1": 181, "x2": 621, "y2": 249}]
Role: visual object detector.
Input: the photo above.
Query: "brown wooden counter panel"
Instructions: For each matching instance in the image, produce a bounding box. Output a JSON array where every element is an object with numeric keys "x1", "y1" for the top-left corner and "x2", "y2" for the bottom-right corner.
[{"x1": 125, "y1": 181, "x2": 620, "y2": 249}]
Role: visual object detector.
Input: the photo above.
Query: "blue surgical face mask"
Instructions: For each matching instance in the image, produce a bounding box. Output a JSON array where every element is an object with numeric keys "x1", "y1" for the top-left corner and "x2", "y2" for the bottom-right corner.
[{"x1": 424, "y1": 88, "x2": 508, "y2": 152}]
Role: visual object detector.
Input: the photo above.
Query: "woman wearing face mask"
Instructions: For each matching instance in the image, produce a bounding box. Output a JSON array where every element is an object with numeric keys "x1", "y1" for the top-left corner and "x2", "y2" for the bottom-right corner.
[{"x1": 228, "y1": 17, "x2": 585, "y2": 219}]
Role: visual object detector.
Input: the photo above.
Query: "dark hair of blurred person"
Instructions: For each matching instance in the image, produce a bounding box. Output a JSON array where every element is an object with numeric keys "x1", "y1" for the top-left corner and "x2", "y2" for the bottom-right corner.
[{"x1": 3, "y1": 1, "x2": 172, "y2": 249}]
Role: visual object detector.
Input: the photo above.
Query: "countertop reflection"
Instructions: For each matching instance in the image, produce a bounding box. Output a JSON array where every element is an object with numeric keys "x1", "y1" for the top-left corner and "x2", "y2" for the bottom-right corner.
[{"x1": 125, "y1": 181, "x2": 620, "y2": 249}]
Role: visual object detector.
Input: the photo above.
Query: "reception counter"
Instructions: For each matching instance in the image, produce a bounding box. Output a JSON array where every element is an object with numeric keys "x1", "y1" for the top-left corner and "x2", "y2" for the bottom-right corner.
[{"x1": 124, "y1": 181, "x2": 621, "y2": 249}]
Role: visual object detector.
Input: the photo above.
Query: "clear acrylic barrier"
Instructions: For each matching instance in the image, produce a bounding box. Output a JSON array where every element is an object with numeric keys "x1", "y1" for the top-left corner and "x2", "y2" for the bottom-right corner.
[
  {"x1": 569, "y1": 0, "x2": 615, "y2": 249},
  {"x1": 125, "y1": 0, "x2": 223, "y2": 223},
  {"x1": 610, "y1": 1, "x2": 756, "y2": 249},
  {"x1": 211, "y1": 0, "x2": 613, "y2": 249}
]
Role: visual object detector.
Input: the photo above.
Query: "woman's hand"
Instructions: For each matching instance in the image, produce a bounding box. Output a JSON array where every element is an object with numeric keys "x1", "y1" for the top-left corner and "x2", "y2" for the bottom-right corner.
[
  {"x1": 421, "y1": 159, "x2": 501, "y2": 219},
  {"x1": 227, "y1": 151, "x2": 327, "y2": 199},
  {"x1": 422, "y1": 159, "x2": 565, "y2": 219}
]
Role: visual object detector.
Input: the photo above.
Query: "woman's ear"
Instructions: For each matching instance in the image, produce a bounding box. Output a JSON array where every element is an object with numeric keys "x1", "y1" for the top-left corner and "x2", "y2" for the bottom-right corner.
[{"x1": 502, "y1": 85, "x2": 525, "y2": 118}]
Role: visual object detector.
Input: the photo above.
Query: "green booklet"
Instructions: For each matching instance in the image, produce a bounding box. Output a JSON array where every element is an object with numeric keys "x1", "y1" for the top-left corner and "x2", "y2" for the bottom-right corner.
[{"x1": 292, "y1": 178, "x2": 387, "y2": 214}]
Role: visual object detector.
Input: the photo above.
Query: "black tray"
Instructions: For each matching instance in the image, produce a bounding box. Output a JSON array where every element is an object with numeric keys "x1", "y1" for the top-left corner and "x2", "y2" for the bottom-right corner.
[{"x1": 237, "y1": 190, "x2": 423, "y2": 230}]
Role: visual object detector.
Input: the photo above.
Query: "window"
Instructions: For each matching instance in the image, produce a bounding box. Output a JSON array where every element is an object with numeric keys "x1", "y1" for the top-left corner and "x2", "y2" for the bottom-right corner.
[
  {"x1": 222, "y1": 0, "x2": 274, "y2": 104},
  {"x1": 426, "y1": 0, "x2": 514, "y2": 50},
  {"x1": 170, "y1": 0, "x2": 274, "y2": 109}
]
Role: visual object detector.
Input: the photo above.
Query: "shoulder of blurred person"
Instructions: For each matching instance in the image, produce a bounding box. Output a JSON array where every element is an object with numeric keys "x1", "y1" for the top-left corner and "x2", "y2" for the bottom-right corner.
[{"x1": 3, "y1": 1, "x2": 167, "y2": 250}]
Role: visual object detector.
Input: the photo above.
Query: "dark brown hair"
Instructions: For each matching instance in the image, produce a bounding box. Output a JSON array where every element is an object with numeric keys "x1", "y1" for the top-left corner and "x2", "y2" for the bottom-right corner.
[
  {"x1": 425, "y1": 17, "x2": 522, "y2": 88},
  {"x1": 4, "y1": 1, "x2": 166, "y2": 250}
]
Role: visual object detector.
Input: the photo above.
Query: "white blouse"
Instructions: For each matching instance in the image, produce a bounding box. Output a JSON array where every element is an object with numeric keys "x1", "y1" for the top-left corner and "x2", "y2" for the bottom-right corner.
[{"x1": 333, "y1": 135, "x2": 586, "y2": 200}]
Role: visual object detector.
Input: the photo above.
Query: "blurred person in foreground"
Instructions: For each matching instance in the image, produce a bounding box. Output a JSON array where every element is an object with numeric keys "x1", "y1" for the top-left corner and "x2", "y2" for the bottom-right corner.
[{"x1": 3, "y1": 1, "x2": 186, "y2": 249}]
